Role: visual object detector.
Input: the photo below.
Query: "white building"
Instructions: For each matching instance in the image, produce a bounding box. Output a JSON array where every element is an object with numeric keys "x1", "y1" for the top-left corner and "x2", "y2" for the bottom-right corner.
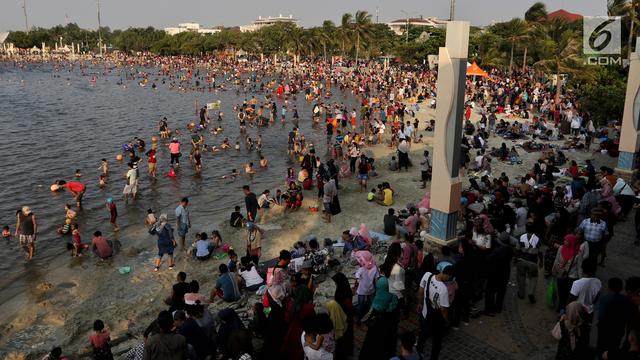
[
  {"x1": 387, "y1": 17, "x2": 446, "y2": 36},
  {"x1": 239, "y1": 15, "x2": 298, "y2": 32},
  {"x1": 164, "y1": 23, "x2": 221, "y2": 36}
]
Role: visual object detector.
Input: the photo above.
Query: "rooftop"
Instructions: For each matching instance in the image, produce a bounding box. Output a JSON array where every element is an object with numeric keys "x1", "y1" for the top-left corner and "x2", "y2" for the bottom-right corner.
[{"x1": 546, "y1": 9, "x2": 583, "y2": 22}]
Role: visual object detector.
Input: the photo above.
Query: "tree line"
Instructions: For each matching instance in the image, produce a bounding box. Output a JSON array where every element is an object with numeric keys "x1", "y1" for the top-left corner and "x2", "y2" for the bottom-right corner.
[{"x1": 5, "y1": 2, "x2": 638, "y2": 123}]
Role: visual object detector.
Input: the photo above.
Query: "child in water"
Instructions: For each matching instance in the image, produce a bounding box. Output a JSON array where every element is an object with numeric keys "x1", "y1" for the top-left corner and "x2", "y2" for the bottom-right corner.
[
  {"x1": 106, "y1": 198, "x2": 119, "y2": 231},
  {"x1": 99, "y1": 158, "x2": 109, "y2": 175},
  {"x1": 75, "y1": 169, "x2": 82, "y2": 178},
  {"x1": 65, "y1": 204, "x2": 76, "y2": 222},
  {"x1": 146, "y1": 209, "x2": 157, "y2": 227},
  {"x1": 58, "y1": 218, "x2": 72, "y2": 235},
  {"x1": 245, "y1": 163, "x2": 256, "y2": 174},
  {"x1": 71, "y1": 224, "x2": 89, "y2": 257},
  {"x1": 99, "y1": 174, "x2": 107, "y2": 188},
  {"x1": 2, "y1": 226, "x2": 11, "y2": 240}
]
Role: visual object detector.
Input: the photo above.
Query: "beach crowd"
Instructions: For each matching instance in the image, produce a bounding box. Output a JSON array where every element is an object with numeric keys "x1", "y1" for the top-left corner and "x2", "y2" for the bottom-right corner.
[{"x1": 3, "y1": 53, "x2": 640, "y2": 360}]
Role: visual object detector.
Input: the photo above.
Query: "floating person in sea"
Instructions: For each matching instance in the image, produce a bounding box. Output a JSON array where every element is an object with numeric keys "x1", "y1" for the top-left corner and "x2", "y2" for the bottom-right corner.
[{"x1": 222, "y1": 169, "x2": 240, "y2": 180}]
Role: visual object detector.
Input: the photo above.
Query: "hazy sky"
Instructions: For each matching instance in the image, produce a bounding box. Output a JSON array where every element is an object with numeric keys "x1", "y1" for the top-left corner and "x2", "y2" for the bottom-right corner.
[{"x1": 1, "y1": 0, "x2": 608, "y2": 31}]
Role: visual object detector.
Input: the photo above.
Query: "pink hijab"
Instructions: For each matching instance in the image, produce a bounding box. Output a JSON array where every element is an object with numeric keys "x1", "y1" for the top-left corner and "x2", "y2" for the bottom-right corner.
[
  {"x1": 353, "y1": 250, "x2": 376, "y2": 270},
  {"x1": 418, "y1": 192, "x2": 431, "y2": 210},
  {"x1": 359, "y1": 223, "x2": 371, "y2": 245}
]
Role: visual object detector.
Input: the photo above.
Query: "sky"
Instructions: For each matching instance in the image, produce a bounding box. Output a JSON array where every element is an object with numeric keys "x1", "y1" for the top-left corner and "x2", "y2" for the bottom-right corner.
[{"x1": 1, "y1": 0, "x2": 608, "y2": 32}]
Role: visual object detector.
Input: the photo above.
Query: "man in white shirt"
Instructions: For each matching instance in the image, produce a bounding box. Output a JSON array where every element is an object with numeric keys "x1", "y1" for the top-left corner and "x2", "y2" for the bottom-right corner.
[
  {"x1": 123, "y1": 162, "x2": 138, "y2": 203},
  {"x1": 416, "y1": 264, "x2": 453, "y2": 359},
  {"x1": 569, "y1": 261, "x2": 601, "y2": 315},
  {"x1": 389, "y1": 262, "x2": 406, "y2": 307},
  {"x1": 514, "y1": 200, "x2": 528, "y2": 237},
  {"x1": 517, "y1": 224, "x2": 541, "y2": 304}
]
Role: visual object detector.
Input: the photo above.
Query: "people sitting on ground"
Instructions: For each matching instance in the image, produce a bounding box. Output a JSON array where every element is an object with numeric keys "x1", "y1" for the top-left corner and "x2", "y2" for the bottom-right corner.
[
  {"x1": 212, "y1": 264, "x2": 241, "y2": 302},
  {"x1": 367, "y1": 188, "x2": 376, "y2": 201},
  {"x1": 377, "y1": 182, "x2": 394, "y2": 206},
  {"x1": 305, "y1": 237, "x2": 329, "y2": 274},
  {"x1": 239, "y1": 256, "x2": 266, "y2": 291},
  {"x1": 193, "y1": 232, "x2": 213, "y2": 260},
  {"x1": 230, "y1": 206, "x2": 244, "y2": 228},
  {"x1": 341, "y1": 229, "x2": 368, "y2": 255},
  {"x1": 285, "y1": 182, "x2": 304, "y2": 210},
  {"x1": 388, "y1": 156, "x2": 399, "y2": 171},
  {"x1": 91, "y1": 231, "x2": 113, "y2": 259}
]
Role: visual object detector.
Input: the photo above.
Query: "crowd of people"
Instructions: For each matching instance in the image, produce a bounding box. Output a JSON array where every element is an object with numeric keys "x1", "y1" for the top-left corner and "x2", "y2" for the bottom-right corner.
[{"x1": 2, "y1": 53, "x2": 638, "y2": 360}]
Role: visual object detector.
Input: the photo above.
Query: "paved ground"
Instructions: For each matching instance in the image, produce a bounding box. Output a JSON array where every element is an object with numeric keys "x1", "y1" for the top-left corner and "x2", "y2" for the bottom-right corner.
[{"x1": 352, "y1": 194, "x2": 640, "y2": 359}]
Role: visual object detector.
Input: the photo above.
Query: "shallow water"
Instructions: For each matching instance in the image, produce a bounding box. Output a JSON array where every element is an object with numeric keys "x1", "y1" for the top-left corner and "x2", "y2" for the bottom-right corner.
[{"x1": 0, "y1": 62, "x2": 358, "y2": 320}]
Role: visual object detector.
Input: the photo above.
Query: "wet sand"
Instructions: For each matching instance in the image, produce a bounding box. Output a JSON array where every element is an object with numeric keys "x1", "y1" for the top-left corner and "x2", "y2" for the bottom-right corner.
[{"x1": 0, "y1": 102, "x2": 616, "y2": 358}]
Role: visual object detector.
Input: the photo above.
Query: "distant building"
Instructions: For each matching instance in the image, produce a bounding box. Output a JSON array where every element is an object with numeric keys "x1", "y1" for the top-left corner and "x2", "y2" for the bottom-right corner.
[
  {"x1": 387, "y1": 16, "x2": 446, "y2": 36},
  {"x1": 546, "y1": 9, "x2": 583, "y2": 22},
  {"x1": 164, "y1": 23, "x2": 221, "y2": 36},
  {"x1": 239, "y1": 14, "x2": 298, "y2": 32}
]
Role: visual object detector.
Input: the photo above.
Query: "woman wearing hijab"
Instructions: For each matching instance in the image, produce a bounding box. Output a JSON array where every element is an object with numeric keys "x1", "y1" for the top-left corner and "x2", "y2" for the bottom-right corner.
[
  {"x1": 329, "y1": 272, "x2": 354, "y2": 360},
  {"x1": 281, "y1": 285, "x2": 315, "y2": 359},
  {"x1": 556, "y1": 301, "x2": 590, "y2": 359},
  {"x1": 149, "y1": 214, "x2": 176, "y2": 271},
  {"x1": 552, "y1": 234, "x2": 589, "y2": 311},
  {"x1": 261, "y1": 275, "x2": 288, "y2": 359},
  {"x1": 359, "y1": 257, "x2": 398, "y2": 360},
  {"x1": 216, "y1": 308, "x2": 246, "y2": 358}
]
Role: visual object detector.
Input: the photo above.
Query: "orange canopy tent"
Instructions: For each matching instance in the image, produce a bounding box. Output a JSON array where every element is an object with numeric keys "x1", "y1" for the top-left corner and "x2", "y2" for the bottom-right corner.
[{"x1": 466, "y1": 62, "x2": 490, "y2": 78}]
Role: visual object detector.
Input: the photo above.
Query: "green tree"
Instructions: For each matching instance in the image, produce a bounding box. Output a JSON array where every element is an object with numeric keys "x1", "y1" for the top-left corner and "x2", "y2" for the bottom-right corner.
[
  {"x1": 339, "y1": 13, "x2": 353, "y2": 57},
  {"x1": 352, "y1": 10, "x2": 373, "y2": 64},
  {"x1": 532, "y1": 19, "x2": 584, "y2": 102},
  {"x1": 525, "y1": 2, "x2": 548, "y2": 22},
  {"x1": 608, "y1": 0, "x2": 639, "y2": 57},
  {"x1": 502, "y1": 18, "x2": 529, "y2": 73},
  {"x1": 522, "y1": 2, "x2": 547, "y2": 70}
]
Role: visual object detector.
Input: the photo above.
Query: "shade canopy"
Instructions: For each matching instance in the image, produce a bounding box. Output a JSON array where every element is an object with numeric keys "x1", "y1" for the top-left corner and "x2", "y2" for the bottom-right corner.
[{"x1": 466, "y1": 62, "x2": 489, "y2": 78}]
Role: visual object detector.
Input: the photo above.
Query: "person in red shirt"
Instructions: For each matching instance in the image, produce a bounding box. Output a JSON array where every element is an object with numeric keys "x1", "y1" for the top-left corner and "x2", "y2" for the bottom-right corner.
[
  {"x1": 57, "y1": 180, "x2": 86, "y2": 208},
  {"x1": 91, "y1": 231, "x2": 113, "y2": 259},
  {"x1": 105, "y1": 198, "x2": 119, "y2": 231},
  {"x1": 568, "y1": 160, "x2": 579, "y2": 179},
  {"x1": 146, "y1": 148, "x2": 157, "y2": 177}
]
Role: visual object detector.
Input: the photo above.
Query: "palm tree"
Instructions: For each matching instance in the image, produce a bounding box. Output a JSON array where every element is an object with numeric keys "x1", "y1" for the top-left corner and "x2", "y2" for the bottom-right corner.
[
  {"x1": 320, "y1": 20, "x2": 336, "y2": 62},
  {"x1": 339, "y1": 13, "x2": 353, "y2": 57},
  {"x1": 525, "y1": 2, "x2": 548, "y2": 22},
  {"x1": 533, "y1": 19, "x2": 583, "y2": 103},
  {"x1": 352, "y1": 10, "x2": 373, "y2": 65},
  {"x1": 523, "y1": 2, "x2": 547, "y2": 71},
  {"x1": 503, "y1": 18, "x2": 529, "y2": 73},
  {"x1": 608, "y1": 0, "x2": 639, "y2": 58}
]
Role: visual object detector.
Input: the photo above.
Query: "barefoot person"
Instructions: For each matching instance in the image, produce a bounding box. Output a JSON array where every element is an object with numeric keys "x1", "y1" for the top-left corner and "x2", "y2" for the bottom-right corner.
[
  {"x1": 57, "y1": 180, "x2": 86, "y2": 208},
  {"x1": 15, "y1": 206, "x2": 37, "y2": 261},
  {"x1": 175, "y1": 197, "x2": 191, "y2": 250},
  {"x1": 149, "y1": 214, "x2": 177, "y2": 271}
]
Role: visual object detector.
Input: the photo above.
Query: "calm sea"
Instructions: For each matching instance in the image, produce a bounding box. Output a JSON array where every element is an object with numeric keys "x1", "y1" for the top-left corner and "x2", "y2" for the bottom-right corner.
[{"x1": 0, "y1": 62, "x2": 358, "y2": 310}]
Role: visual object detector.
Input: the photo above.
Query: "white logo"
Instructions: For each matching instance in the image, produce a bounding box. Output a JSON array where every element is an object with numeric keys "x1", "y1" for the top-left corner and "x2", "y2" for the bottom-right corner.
[{"x1": 583, "y1": 16, "x2": 621, "y2": 55}]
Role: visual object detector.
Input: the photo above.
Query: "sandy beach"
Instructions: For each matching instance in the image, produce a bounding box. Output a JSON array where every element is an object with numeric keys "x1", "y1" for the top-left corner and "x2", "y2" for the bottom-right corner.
[{"x1": 0, "y1": 101, "x2": 618, "y2": 359}]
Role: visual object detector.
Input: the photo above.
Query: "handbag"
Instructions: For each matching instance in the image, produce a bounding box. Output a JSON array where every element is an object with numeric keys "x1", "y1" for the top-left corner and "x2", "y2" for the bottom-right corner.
[
  {"x1": 551, "y1": 321, "x2": 562, "y2": 340},
  {"x1": 361, "y1": 308, "x2": 380, "y2": 328}
]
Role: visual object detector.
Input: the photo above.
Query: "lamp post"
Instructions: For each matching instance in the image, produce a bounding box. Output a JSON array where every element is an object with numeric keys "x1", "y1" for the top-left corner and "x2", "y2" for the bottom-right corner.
[
  {"x1": 96, "y1": 0, "x2": 102, "y2": 55},
  {"x1": 401, "y1": 10, "x2": 410, "y2": 43},
  {"x1": 449, "y1": 0, "x2": 456, "y2": 21},
  {"x1": 22, "y1": 0, "x2": 29, "y2": 33}
]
